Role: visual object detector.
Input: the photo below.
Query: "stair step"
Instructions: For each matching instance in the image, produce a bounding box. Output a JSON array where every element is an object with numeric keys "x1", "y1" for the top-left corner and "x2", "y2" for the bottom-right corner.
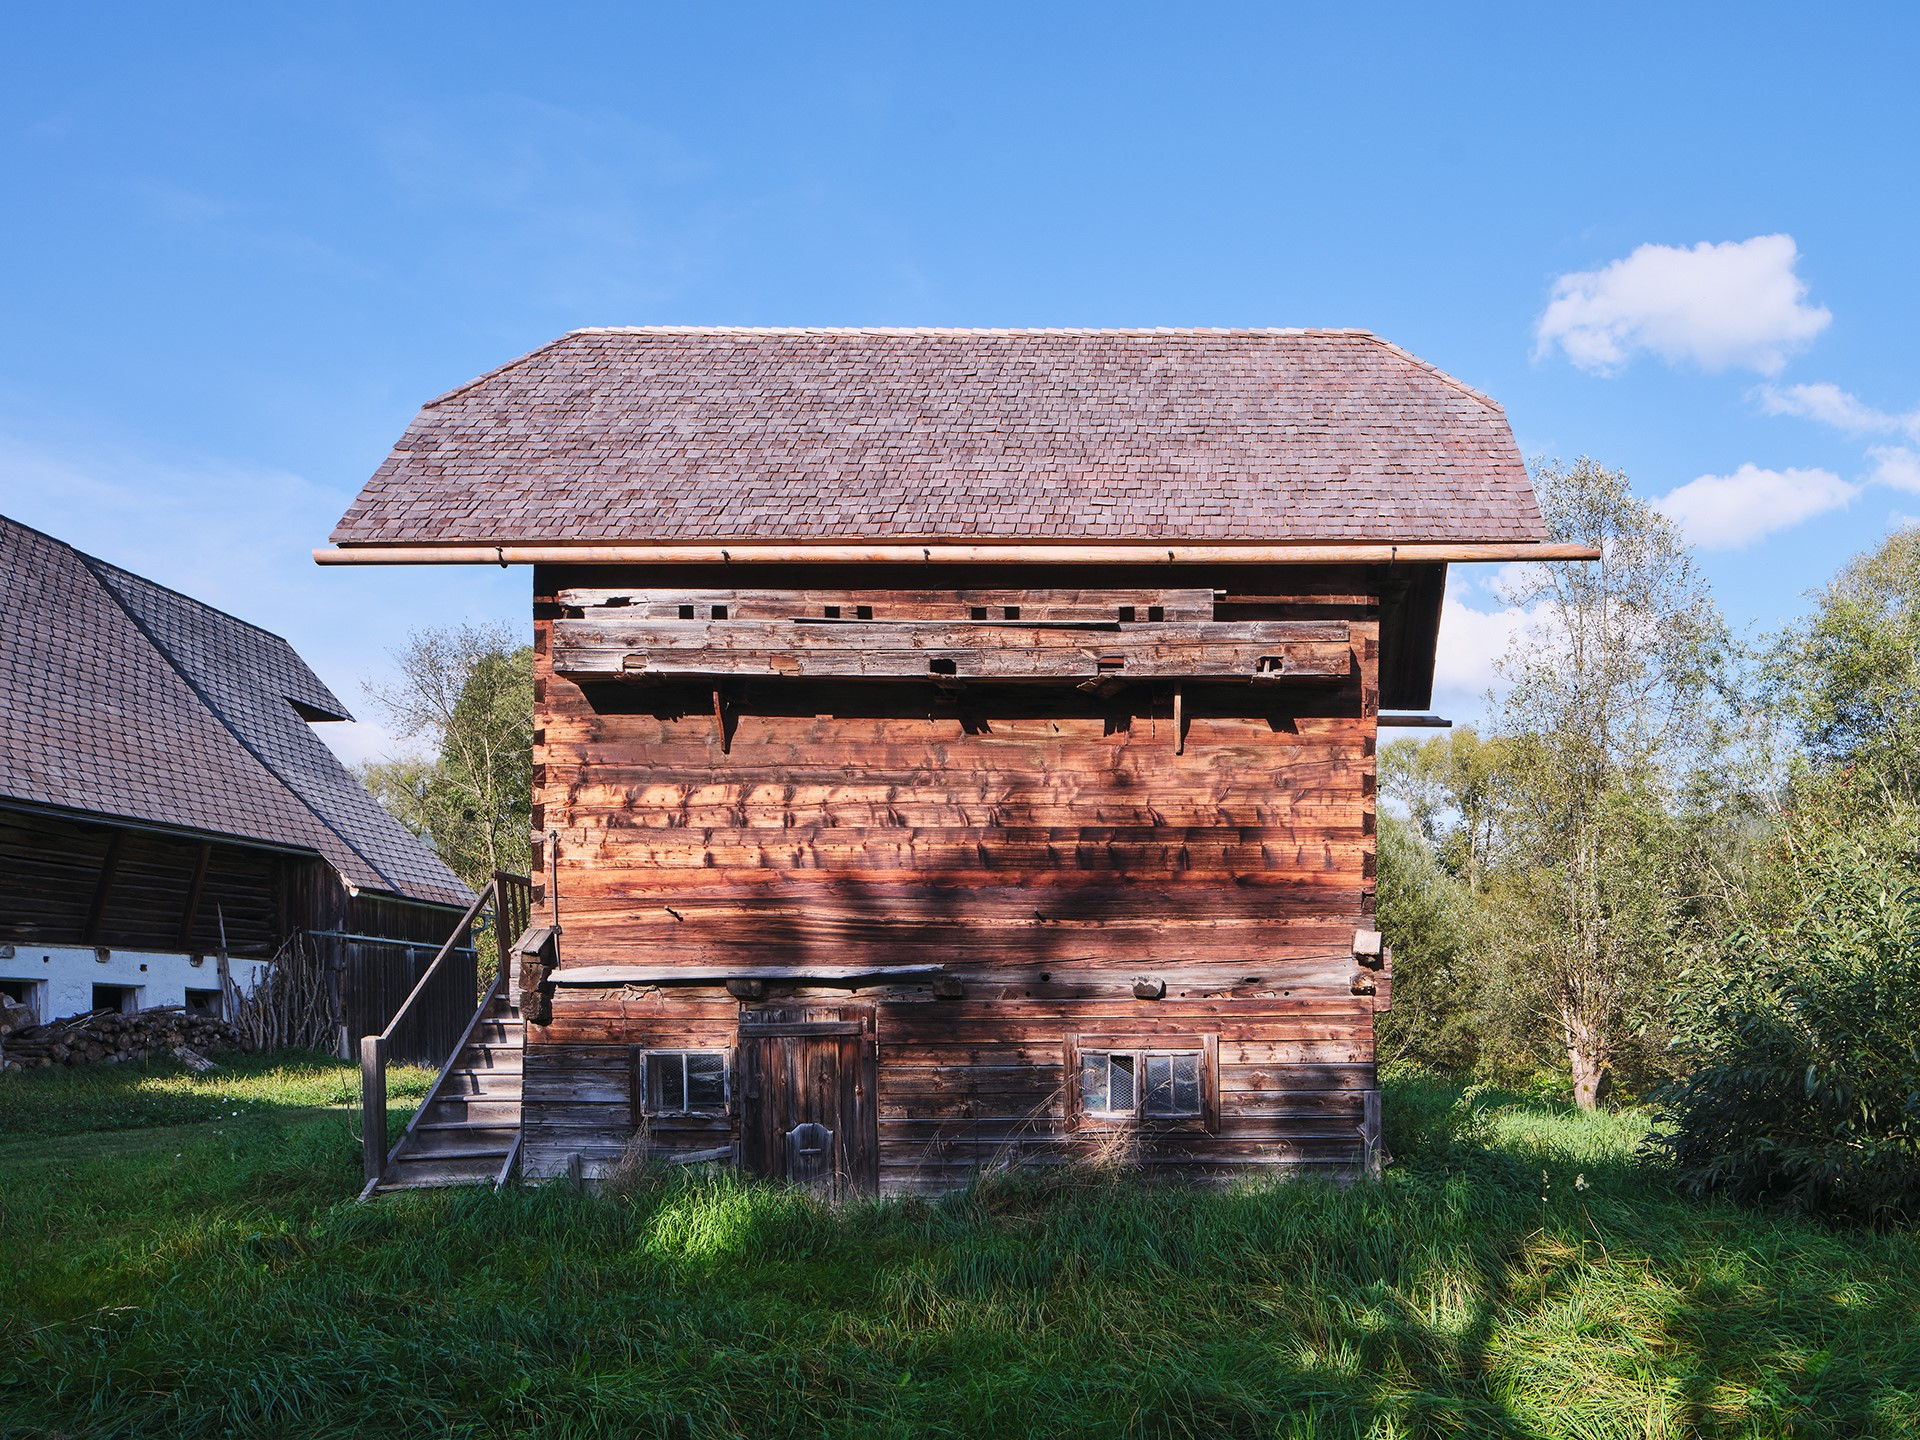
[
  {"x1": 424, "y1": 1097, "x2": 522, "y2": 1125},
  {"x1": 455, "y1": 1046, "x2": 522, "y2": 1072},
  {"x1": 435, "y1": 1073, "x2": 521, "y2": 1097},
  {"x1": 394, "y1": 1136, "x2": 514, "y2": 1161},
  {"x1": 374, "y1": 1157, "x2": 504, "y2": 1190}
]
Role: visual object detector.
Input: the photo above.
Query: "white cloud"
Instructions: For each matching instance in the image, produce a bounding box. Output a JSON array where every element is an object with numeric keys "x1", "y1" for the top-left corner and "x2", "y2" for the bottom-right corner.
[
  {"x1": 1869, "y1": 446, "x2": 1920, "y2": 494},
  {"x1": 1654, "y1": 463, "x2": 1857, "y2": 548},
  {"x1": 1536, "y1": 235, "x2": 1830, "y2": 375},
  {"x1": 1758, "y1": 382, "x2": 1920, "y2": 437},
  {"x1": 1432, "y1": 594, "x2": 1536, "y2": 696}
]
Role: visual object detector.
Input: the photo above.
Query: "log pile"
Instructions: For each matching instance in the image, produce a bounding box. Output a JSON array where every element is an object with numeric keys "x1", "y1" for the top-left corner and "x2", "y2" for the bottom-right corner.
[{"x1": 0, "y1": 1005, "x2": 243, "y2": 1070}]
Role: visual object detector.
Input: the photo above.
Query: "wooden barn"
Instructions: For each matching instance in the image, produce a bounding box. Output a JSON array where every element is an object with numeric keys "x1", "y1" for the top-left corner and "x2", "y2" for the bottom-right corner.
[
  {"x1": 322, "y1": 327, "x2": 1584, "y2": 1194},
  {"x1": 0, "y1": 514, "x2": 478, "y2": 1066}
]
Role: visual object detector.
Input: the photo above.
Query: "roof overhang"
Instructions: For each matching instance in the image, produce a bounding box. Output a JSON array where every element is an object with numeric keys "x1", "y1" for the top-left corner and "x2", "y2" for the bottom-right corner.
[{"x1": 316, "y1": 540, "x2": 1600, "y2": 567}]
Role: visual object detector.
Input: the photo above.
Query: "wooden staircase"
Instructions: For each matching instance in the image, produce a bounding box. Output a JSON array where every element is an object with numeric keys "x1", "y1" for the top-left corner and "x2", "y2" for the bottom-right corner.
[
  {"x1": 358, "y1": 873, "x2": 533, "y2": 1200},
  {"x1": 362, "y1": 987, "x2": 523, "y2": 1196}
]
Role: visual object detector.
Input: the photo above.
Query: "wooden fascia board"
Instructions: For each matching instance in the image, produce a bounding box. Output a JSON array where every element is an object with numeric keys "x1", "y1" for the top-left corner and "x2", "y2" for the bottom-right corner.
[{"x1": 316, "y1": 541, "x2": 1601, "y2": 566}]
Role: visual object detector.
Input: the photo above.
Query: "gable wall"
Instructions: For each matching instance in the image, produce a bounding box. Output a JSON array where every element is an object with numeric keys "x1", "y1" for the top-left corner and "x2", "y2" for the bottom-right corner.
[{"x1": 526, "y1": 564, "x2": 1384, "y2": 1190}]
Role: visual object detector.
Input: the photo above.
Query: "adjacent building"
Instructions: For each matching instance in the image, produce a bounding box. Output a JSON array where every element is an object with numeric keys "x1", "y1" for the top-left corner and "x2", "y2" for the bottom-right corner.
[{"x1": 1, "y1": 514, "x2": 475, "y2": 1062}]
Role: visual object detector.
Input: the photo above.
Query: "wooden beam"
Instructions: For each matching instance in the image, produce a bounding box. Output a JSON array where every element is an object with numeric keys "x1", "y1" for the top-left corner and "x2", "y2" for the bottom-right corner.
[
  {"x1": 558, "y1": 586, "x2": 1219, "y2": 623},
  {"x1": 82, "y1": 831, "x2": 125, "y2": 945},
  {"x1": 554, "y1": 617, "x2": 1352, "y2": 685},
  {"x1": 1377, "y1": 713, "x2": 1452, "y2": 728},
  {"x1": 317, "y1": 541, "x2": 1603, "y2": 567},
  {"x1": 176, "y1": 841, "x2": 213, "y2": 949}
]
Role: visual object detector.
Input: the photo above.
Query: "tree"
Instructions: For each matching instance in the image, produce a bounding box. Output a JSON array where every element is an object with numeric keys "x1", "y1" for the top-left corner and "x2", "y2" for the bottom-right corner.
[
  {"x1": 1768, "y1": 525, "x2": 1920, "y2": 798},
  {"x1": 1654, "y1": 774, "x2": 1920, "y2": 1223},
  {"x1": 1488, "y1": 458, "x2": 1732, "y2": 1107},
  {"x1": 1373, "y1": 810, "x2": 1487, "y2": 1072},
  {"x1": 358, "y1": 624, "x2": 534, "y2": 890}
]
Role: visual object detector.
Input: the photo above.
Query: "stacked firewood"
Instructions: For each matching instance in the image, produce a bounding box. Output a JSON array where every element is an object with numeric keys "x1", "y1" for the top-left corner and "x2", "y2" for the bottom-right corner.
[{"x1": 0, "y1": 1005, "x2": 242, "y2": 1070}]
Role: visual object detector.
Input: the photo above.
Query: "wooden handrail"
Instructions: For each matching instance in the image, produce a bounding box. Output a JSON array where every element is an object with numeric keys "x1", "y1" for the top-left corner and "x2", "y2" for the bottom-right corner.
[
  {"x1": 360, "y1": 872, "x2": 533, "y2": 1194},
  {"x1": 377, "y1": 878, "x2": 497, "y2": 1046}
]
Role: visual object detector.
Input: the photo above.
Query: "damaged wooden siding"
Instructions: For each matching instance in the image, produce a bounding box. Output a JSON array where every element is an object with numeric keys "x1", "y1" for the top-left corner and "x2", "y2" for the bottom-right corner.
[{"x1": 522, "y1": 564, "x2": 1388, "y2": 1191}]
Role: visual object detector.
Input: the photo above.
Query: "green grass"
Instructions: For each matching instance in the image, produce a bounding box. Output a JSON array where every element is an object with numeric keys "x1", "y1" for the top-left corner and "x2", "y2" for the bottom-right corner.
[{"x1": 1, "y1": 1064, "x2": 1915, "y2": 1438}]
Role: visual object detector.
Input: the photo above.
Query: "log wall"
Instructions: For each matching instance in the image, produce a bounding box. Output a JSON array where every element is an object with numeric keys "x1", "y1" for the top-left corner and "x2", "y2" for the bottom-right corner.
[{"x1": 526, "y1": 564, "x2": 1385, "y2": 1190}]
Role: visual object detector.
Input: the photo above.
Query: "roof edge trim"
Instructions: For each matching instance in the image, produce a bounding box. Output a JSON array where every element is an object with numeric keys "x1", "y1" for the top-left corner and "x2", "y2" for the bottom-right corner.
[{"x1": 317, "y1": 540, "x2": 1599, "y2": 567}]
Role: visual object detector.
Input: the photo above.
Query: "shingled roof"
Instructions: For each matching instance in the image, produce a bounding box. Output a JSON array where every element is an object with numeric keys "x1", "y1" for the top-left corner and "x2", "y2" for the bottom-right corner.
[
  {"x1": 330, "y1": 327, "x2": 1545, "y2": 549},
  {"x1": 0, "y1": 515, "x2": 471, "y2": 909}
]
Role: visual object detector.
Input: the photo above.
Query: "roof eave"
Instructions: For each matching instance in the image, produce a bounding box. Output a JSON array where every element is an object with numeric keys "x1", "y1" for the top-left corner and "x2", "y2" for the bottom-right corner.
[{"x1": 315, "y1": 540, "x2": 1597, "y2": 567}]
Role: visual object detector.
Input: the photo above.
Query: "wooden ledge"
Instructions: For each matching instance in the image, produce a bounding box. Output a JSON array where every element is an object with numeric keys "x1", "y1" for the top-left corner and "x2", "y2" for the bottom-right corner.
[{"x1": 550, "y1": 963, "x2": 945, "y2": 989}]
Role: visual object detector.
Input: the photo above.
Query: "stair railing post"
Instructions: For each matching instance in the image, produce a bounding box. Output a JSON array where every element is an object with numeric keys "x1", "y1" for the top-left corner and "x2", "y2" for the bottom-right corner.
[{"x1": 361, "y1": 1033, "x2": 389, "y2": 1184}]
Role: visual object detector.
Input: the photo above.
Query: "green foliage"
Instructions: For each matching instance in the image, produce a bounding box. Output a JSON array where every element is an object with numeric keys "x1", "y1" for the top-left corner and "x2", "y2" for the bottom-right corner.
[
  {"x1": 359, "y1": 624, "x2": 534, "y2": 889},
  {"x1": 5, "y1": 1062, "x2": 1918, "y2": 1437},
  {"x1": 1769, "y1": 524, "x2": 1920, "y2": 797},
  {"x1": 1373, "y1": 812, "x2": 1488, "y2": 1072},
  {"x1": 1653, "y1": 777, "x2": 1920, "y2": 1224}
]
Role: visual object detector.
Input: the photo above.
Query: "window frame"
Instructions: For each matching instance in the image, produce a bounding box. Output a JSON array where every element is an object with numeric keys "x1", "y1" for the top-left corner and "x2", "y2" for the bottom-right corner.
[
  {"x1": 1066, "y1": 1034, "x2": 1219, "y2": 1132},
  {"x1": 636, "y1": 1047, "x2": 733, "y2": 1118}
]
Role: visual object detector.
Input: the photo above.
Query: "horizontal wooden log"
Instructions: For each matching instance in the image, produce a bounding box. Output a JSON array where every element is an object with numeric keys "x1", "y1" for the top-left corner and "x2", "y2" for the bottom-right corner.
[
  {"x1": 553, "y1": 618, "x2": 1350, "y2": 684},
  {"x1": 557, "y1": 587, "x2": 1221, "y2": 623}
]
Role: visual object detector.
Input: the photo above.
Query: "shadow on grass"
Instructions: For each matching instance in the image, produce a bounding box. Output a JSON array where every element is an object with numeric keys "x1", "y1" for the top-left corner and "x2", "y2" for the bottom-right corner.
[{"x1": 3, "y1": 1070, "x2": 1917, "y2": 1439}]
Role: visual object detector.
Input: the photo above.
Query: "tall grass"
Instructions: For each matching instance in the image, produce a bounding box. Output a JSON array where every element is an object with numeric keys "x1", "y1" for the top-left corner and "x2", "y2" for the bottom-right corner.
[{"x1": 1, "y1": 1061, "x2": 1915, "y2": 1438}]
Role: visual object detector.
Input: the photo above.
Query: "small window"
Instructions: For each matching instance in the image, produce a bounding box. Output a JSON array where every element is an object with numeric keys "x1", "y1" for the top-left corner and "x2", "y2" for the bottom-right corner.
[
  {"x1": 1081, "y1": 1051, "x2": 1136, "y2": 1115},
  {"x1": 1147, "y1": 605, "x2": 1165, "y2": 622},
  {"x1": 184, "y1": 988, "x2": 221, "y2": 1017},
  {"x1": 823, "y1": 605, "x2": 841, "y2": 618},
  {"x1": 646, "y1": 1050, "x2": 728, "y2": 1113},
  {"x1": 1117, "y1": 605, "x2": 1136, "y2": 622},
  {"x1": 0, "y1": 978, "x2": 41, "y2": 1024},
  {"x1": 855, "y1": 605, "x2": 873, "y2": 620},
  {"x1": 678, "y1": 604, "x2": 696, "y2": 619},
  {"x1": 970, "y1": 606, "x2": 989, "y2": 620},
  {"x1": 92, "y1": 983, "x2": 141, "y2": 1015},
  {"x1": 1080, "y1": 1048, "x2": 1204, "y2": 1118},
  {"x1": 1002, "y1": 605, "x2": 1021, "y2": 620},
  {"x1": 710, "y1": 604, "x2": 729, "y2": 619}
]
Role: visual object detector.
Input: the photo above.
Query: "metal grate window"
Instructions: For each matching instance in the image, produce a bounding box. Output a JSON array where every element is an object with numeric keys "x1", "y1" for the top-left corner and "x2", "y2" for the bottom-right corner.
[
  {"x1": 1081, "y1": 1049, "x2": 1203, "y2": 1117},
  {"x1": 647, "y1": 1050, "x2": 729, "y2": 1113}
]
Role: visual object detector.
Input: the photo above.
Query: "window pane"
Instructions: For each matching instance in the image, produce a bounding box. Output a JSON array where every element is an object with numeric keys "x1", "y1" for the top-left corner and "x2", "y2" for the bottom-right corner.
[
  {"x1": 1144, "y1": 1055, "x2": 1174, "y2": 1114},
  {"x1": 1172, "y1": 1054, "x2": 1201, "y2": 1114},
  {"x1": 1110, "y1": 1053, "x2": 1136, "y2": 1112},
  {"x1": 657, "y1": 1053, "x2": 686, "y2": 1111},
  {"x1": 686, "y1": 1052, "x2": 727, "y2": 1109},
  {"x1": 1081, "y1": 1053, "x2": 1109, "y2": 1112}
]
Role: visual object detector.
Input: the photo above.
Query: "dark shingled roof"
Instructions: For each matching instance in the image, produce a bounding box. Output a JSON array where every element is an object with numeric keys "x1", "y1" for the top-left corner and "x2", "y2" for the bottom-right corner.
[
  {"x1": 0, "y1": 514, "x2": 472, "y2": 909},
  {"x1": 331, "y1": 328, "x2": 1545, "y2": 547}
]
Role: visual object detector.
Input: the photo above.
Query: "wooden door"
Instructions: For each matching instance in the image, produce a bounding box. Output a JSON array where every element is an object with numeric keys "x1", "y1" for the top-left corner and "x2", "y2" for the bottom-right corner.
[{"x1": 737, "y1": 1005, "x2": 878, "y2": 1196}]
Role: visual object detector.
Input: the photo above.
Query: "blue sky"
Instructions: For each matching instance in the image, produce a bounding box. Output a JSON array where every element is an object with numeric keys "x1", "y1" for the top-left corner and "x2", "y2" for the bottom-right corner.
[{"x1": 3, "y1": 4, "x2": 1915, "y2": 759}]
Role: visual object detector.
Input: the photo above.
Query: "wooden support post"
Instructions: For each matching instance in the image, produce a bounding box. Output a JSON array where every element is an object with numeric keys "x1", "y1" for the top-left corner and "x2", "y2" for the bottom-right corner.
[
  {"x1": 1361, "y1": 1088, "x2": 1383, "y2": 1180},
  {"x1": 83, "y1": 831, "x2": 125, "y2": 945},
  {"x1": 177, "y1": 842, "x2": 212, "y2": 949},
  {"x1": 361, "y1": 1034, "x2": 389, "y2": 1186}
]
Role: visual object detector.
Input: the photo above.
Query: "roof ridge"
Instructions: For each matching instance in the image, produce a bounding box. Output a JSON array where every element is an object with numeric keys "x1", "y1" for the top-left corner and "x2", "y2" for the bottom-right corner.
[
  {"x1": 563, "y1": 325, "x2": 1377, "y2": 337},
  {"x1": 422, "y1": 332, "x2": 583, "y2": 409},
  {"x1": 1357, "y1": 335, "x2": 1504, "y2": 413},
  {"x1": 4, "y1": 513, "x2": 323, "y2": 662},
  {"x1": 80, "y1": 552, "x2": 405, "y2": 895}
]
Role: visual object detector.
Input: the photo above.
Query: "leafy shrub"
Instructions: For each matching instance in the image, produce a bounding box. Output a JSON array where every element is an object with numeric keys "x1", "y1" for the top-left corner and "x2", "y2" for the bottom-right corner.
[{"x1": 1651, "y1": 783, "x2": 1920, "y2": 1223}]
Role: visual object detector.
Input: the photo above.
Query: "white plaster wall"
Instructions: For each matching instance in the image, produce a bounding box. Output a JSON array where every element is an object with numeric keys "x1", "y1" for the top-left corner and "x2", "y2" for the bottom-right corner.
[{"x1": 0, "y1": 946, "x2": 270, "y2": 1025}]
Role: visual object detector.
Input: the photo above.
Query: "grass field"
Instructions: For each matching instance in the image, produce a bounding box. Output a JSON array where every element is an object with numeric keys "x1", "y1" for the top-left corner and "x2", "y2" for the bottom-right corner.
[{"x1": 1, "y1": 1059, "x2": 1915, "y2": 1439}]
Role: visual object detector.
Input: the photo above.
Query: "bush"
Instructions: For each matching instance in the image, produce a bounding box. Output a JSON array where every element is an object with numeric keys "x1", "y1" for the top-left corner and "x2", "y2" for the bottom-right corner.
[{"x1": 1651, "y1": 783, "x2": 1920, "y2": 1224}]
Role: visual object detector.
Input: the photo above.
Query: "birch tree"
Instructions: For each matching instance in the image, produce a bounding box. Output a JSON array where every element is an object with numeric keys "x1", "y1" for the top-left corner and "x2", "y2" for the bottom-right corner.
[
  {"x1": 359, "y1": 624, "x2": 535, "y2": 888},
  {"x1": 1491, "y1": 458, "x2": 1729, "y2": 1107}
]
